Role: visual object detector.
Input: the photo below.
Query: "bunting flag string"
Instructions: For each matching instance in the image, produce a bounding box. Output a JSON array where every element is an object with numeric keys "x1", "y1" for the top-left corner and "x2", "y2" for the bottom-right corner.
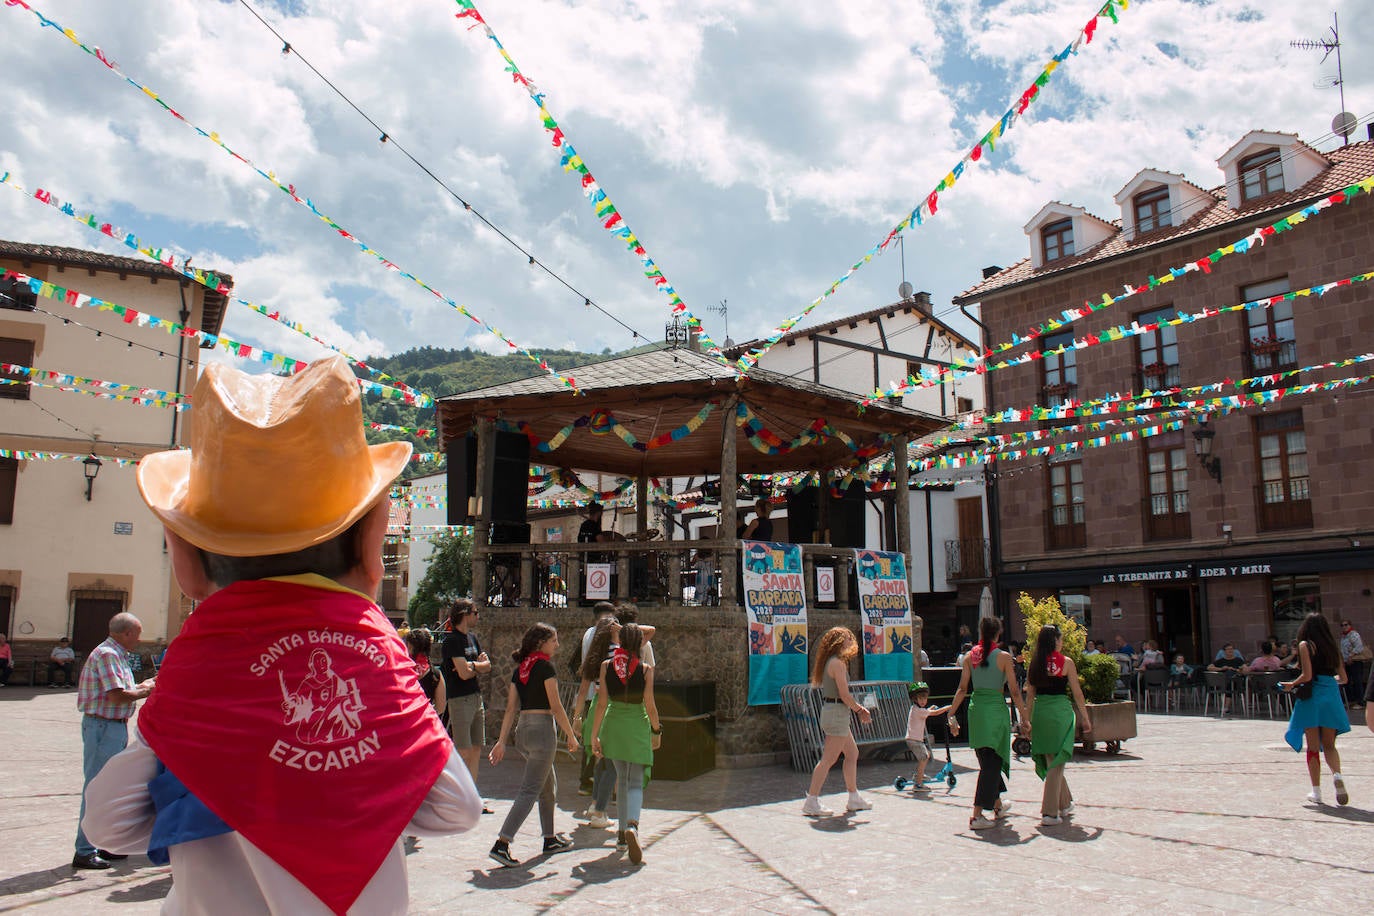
[
  {"x1": 865, "y1": 179, "x2": 1374, "y2": 405},
  {"x1": 368, "y1": 422, "x2": 436, "y2": 438},
  {"x1": 0, "y1": 447, "x2": 141, "y2": 468},
  {"x1": 0, "y1": 269, "x2": 424, "y2": 405},
  {"x1": 0, "y1": 177, "x2": 435, "y2": 405},
  {"x1": 449, "y1": 1, "x2": 733, "y2": 367},
  {"x1": 736, "y1": 400, "x2": 888, "y2": 459},
  {"x1": 497, "y1": 401, "x2": 717, "y2": 454},
  {"x1": 738, "y1": 0, "x2": 1132, "y2": 375},
  {"x1": 1, "y1": 1, "x2": 576, "y2": 393},
  {"x1": 0, "y1": 375, "x2": 187, "y2": 409},
  {"x1": 1, "y1": 361, "x2": 187, "y2": 402}
]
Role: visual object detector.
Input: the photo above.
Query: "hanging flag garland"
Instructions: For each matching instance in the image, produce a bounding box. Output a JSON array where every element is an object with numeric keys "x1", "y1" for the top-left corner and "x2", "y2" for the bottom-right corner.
[
  {"x1": 0, "y1": 375, "x2": 187, "y2": 409},
  {"x1": 1, "y1": 1, "x2": 576, "y2": 394},
  {"x1": 737, "y1": 0, "x2": 1132, "y2": 375},
  {"x1": 0, "y1": 447, "x2": 140, "y2": 467},
  {"x1": 1, "y1": 268, "x2": 425, "y2": 405},
  {"x1": 496, "y1": 401, "x2": 717, "y2": 454},
  {"x1": 1, "y1": 361, "x2": 188, "y2": 403},
  {"x1": 449, "y1": 1, "x2": 732, "y2": 367},
  {"x1": 865, "y1": 179, "x2": 1374, "y2": 405}
]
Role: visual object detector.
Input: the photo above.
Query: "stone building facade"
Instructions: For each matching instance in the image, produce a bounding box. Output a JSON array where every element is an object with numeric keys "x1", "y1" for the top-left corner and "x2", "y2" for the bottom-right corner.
[{"x1": 954, "y1": 131, "x2": 1374, "y2": 661}]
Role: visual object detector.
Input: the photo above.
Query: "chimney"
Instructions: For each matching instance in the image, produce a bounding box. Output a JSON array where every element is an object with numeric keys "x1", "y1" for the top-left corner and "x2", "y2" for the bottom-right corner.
[
  {"x1": 912, "y1": 291, "x2": 932, "y2": 316},
  {"x1": 981, "y1": 265, "x2": 1002, "y2": 279}
]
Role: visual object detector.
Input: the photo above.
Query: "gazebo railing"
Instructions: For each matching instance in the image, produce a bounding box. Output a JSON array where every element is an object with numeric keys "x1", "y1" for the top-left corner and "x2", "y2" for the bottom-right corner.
[{"x1": 475, "y1": 540, "x2": 858, "y2": 610}]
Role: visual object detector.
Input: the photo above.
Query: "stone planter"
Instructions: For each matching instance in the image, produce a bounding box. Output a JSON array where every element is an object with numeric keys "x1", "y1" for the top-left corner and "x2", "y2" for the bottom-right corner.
[{"x1": 1077, "y1": 700, "x2": 1137, "y2": 754}]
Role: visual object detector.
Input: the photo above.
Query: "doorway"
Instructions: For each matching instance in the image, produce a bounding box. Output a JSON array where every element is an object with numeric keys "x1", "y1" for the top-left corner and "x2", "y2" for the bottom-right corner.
[
  {"x1": 1147, "y1": 586, "x2": 1199, "y2": 662},
  {"x1": 72, "y1": 597, "x2": 124, "y2": 654}
]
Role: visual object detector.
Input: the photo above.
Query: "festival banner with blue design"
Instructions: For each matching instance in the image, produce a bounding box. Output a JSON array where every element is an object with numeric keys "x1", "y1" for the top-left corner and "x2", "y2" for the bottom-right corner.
[
  {"x1": 741, "y1": 541, "x2": 807, "y2": 705},
  {"x1": 854, "y1": 549, "x2": 914, "y2": 682}
]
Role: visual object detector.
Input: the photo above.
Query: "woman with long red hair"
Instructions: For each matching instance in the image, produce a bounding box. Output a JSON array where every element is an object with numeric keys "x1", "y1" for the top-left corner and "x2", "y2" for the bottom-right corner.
[{"x1": 801, "y1": 627, "x2": 873, "y2": 817}]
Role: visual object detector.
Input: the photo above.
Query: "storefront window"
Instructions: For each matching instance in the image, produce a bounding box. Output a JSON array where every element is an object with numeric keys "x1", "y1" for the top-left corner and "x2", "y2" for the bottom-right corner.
[
  {"x1": 1270, "y1": 574, "x2": 1320, "y2": 644},
  {"x1": 1058, "y1": 590, "x2": 1091, "y2": 632}
]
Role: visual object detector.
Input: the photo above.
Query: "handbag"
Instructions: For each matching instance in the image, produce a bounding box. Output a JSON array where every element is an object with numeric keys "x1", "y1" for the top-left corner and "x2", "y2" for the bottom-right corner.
[
  {"x1": 1292, "y1": 681, "x2": 1313, "y2": 701},
  {"x1": 1351, "y1": 645, "x2": 1373, "y2": 663}
]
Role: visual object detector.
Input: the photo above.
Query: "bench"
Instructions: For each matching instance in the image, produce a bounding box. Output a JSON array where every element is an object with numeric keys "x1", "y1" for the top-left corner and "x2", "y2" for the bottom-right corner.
[
  {"x1": 779, "y1": 680, "x2": 911, "y2": 772},
  {"x1": 12, "y1": 652, "x2": 84, "y2": 687}
]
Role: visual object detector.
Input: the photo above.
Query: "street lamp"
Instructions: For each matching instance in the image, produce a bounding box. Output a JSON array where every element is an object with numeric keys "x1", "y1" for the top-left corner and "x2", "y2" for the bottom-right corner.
[
  {"x1": 82, "y1": 454, "x2": 102, "y2": 501},
  {"x1": 1192, "y1": 418, "x2": 1222, "y2": 483}
]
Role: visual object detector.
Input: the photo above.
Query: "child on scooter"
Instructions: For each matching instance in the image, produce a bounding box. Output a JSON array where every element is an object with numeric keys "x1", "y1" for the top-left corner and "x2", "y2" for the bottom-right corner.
[{"x1": 905, "y1": 682, "x2": 952, "y2": 793}]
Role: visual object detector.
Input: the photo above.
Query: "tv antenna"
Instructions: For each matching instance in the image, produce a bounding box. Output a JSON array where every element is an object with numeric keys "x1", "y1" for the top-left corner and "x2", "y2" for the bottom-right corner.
[
  {"x1": 1291, "y1": 12, "x2": 1351, "y2": 145},
  {"x1": 897, "y1": 235, "x2": 914, "y2": 301},
  {"x1": 709, "y1": 298, "x2": 730, "y2": 347}
]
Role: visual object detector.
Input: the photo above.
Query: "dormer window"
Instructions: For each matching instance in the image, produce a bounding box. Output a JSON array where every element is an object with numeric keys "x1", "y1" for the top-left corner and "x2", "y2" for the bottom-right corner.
[
  {"x1": 1240, "y1": 148, "x2": 1283, "y2": 202},
  {"x1": 1133, "y1": 186, "x2": 1172, "y2": 233},
  {"x1": 1042, "y1": 219, "x2": 1074, "y2": 263}
]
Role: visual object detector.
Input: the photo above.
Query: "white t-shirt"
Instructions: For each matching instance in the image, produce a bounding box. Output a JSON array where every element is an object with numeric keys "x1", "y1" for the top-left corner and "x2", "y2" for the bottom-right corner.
[
  {"x1": 906, "y1": 704, "x2": 932, "y2": 742},
  {"x1": 580, "y1": 621, "x2": 655, "y2": 701}
]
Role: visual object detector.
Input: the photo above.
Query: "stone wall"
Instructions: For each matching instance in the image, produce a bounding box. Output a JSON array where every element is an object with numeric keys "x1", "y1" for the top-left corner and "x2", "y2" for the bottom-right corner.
[{"x1": 463, "y1": 606, "x2": 923, "y2": 766}]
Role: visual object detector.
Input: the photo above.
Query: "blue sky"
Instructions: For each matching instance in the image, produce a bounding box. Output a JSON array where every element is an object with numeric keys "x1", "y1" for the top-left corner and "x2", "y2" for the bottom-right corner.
[{"x1": 2, "y1": 0, "x2": 1371, "y2": 383}]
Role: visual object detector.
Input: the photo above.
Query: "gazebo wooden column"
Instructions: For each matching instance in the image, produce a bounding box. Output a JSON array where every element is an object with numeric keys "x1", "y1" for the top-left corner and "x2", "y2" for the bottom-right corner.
[
  {"x1": 471, "y1": 416, "x2": 496, "y2": 610},
  {"x1": 893, "y1": 433, "x2": 918, "y2": 679},
  {"x1": 719, "y1": 395, "x2": 738, "y2": 605}
]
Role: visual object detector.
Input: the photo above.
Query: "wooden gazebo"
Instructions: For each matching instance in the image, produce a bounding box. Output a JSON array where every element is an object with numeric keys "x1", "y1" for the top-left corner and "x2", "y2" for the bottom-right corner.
[{"x1": 435, "y1": 346, "x2": 948, "y2": 610}]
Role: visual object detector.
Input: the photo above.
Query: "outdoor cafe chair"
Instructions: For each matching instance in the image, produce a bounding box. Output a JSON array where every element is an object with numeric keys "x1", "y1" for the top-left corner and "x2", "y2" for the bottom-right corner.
[
  {"x1": 1139, "y1": 667, "x2": 1173, "y2": 713},
  {"x1": 1201, "y1": 669, "x2": 1246, "y2": 717},
  {"x1": 1244, "y1": 671, "x2": 1287, "y2": 719}
]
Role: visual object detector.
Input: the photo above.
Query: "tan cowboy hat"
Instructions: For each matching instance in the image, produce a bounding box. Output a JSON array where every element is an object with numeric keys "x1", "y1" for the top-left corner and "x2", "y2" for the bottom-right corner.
[{"x1": 137, "y1": 355, "x2": 412, "y2": 556}]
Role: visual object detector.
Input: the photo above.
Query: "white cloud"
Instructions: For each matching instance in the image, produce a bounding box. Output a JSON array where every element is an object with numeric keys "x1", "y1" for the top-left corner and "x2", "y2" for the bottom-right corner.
[{"x1": 1, "y1": 0, "x2": 1370, "y2": 378}]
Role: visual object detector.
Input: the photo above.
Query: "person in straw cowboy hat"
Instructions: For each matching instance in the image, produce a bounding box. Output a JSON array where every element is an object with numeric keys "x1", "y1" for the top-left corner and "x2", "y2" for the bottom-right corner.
[{"x1": 81, "y1": 356, "x2": 482, "y2": 915}]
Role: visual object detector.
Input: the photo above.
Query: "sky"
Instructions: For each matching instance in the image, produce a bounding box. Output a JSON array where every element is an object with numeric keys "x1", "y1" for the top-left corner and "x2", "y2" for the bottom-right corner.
[{"x1": 2, "y1": 0, "x2": 1371, "y2": 388}]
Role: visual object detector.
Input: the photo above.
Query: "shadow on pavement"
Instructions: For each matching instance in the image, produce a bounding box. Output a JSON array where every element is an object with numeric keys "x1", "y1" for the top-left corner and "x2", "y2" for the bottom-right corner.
[
  {"x1": 107, "y1": 875, "x2": 172, "y2": 903},
  {"x1": 1036, "y1": 824, "x2": 1104, "y2": 843},
  {"x1": 0, "y1": 867, "x2": 85, "y2": 897}
]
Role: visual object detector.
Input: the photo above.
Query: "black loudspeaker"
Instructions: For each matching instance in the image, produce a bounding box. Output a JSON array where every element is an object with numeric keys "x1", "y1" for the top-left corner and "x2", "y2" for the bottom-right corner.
[
  {"x1": 654, "y1": 680, "x2": 716, "y2": 781},
  {"x1": 786, "y1": 487, "x2": 818, "y2": 544},
  {"x1": 491, "y1": 431, "x2": 530, "y2": 524},
  {"x1": 785, "y1": 482, "x2": 866, "y2": 546},
  {"x1": 446, "y1": 434, "x2": 477, "y2": 526},
  {"x1": 489, "y1": 522, "x2": 531, "y2": 546}
]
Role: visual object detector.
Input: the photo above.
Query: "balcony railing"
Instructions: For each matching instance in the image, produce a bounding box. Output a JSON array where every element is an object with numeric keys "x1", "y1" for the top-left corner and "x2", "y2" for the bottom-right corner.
[
  {"x1": 1256, "y1": 479, "x2": 1312, "y2": 531},
  {"x1": 1246, "y1": 339, "x2": 1298, "y2": 381},
  {"x1": 945, "y1": 538, "x2": 990, "y2": 580},
  {"x1": 1041, "y1": 382, "x2": 1077, "y2": 408},
  {"x1": 1142, "y1": 493, "x2": 1191, "y2": 541},
  {"x1": 1044, "y1": 504, "x2": 1086, "y2": 550},
  {"x1": 475, "y1": 540, "x2": 861, "y2": 610},
  {"x1": 1138, "y1": 363, "x2": 1182, "y2": 390}
]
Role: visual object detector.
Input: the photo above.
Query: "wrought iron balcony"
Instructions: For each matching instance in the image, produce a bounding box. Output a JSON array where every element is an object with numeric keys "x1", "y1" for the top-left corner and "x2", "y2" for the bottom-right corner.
[{"x1": 945, "y1": 538, "x2": 990, "y2": 580}]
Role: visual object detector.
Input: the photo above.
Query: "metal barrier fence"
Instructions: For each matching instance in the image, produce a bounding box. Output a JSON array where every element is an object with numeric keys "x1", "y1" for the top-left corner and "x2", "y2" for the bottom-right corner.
[{"x1": 779, "y1": 680, "x2": 910, "y2": 772}]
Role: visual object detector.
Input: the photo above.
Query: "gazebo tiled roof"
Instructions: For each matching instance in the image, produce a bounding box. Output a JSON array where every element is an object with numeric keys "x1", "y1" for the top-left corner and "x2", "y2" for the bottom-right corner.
[
  {"x1": 436, "y1": 347, "x2": 949, "y2": 478},
  {"x1": 0, "y1": 239, "x2": 232, "y2": 335}
]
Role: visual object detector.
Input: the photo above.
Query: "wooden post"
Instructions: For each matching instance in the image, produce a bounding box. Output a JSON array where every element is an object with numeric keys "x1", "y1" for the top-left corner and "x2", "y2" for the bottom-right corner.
[
  {"x1": 720, "y1": 395, "x2": 739, "y2": 606},
  {"x1": 636, "y1": 476, "x2": 649, "y2": 535},
  {"x1": 893, "y1": 435, "x2": 916, "y2": 681},
  {"x1": 472, "y1": 416, "x2": 495, "y2": 609}
]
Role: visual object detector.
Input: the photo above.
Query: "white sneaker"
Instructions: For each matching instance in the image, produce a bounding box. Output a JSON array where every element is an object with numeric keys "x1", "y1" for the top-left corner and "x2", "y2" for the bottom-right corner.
[
  {"x1": 586, "y1": 811, "x2": 611, "y2": 829},
  {"x1": 801, "y1": 796, "x2": 834, "y2": 817},
  {"x1": 845, "y1": 793, "x2": 872, "y2": 812},
  {"x1": 1306, "y1": 789, "x2": 1322, "y2": 806},
  {"x1": 994, "y1": 800, "x2": 1013, "y2": 820},
  {"x1": 1059, "y1": 802, "x2": 1075, "y2": 818},
  {"x1": 1040, "y1": 815, "x2": 1063, "y2": 827},
  {"x1": 1333, "y1": 774, "x2": 1349, "y2": 806},
  {"x1": 968, "y1": 814, "x2": 996, "y2": 830}
]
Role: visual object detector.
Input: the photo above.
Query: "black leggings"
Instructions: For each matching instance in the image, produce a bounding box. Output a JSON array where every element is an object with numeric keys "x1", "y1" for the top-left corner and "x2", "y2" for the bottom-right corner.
[{"x1": 974, "y1": 746, "x2": 1006, "y2": 810}]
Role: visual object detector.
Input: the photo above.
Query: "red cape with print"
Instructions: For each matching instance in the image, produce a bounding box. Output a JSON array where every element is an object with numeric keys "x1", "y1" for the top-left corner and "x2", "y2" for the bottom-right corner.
[{"x1": 138, "y1": 579, "x2": 451, "y2": 916}]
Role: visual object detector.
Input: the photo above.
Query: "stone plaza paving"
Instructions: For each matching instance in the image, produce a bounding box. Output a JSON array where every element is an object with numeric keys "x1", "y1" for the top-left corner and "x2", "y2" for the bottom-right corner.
[{"x1": 2, "y1": 686, "x2": 1371, "y2": 914}]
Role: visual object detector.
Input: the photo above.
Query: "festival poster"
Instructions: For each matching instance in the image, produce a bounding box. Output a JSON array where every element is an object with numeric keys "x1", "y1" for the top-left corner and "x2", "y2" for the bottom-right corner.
[
  {"x1": 854, "y1": 549, "x2": 914, "y2": 682},
  {"x1": 741, "y1": 540, "x2": 807, "y2": 705}
]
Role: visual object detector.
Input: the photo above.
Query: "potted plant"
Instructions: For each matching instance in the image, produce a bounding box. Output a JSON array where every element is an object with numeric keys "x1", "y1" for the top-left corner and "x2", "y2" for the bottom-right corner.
[{"x1": 1017, "y1": 592, "x2": 1136, "y2": 754}]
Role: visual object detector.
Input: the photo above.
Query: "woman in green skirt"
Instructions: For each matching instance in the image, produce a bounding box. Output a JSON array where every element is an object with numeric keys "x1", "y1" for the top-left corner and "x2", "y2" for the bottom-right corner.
[
  {"x1": 591, "y1": 623, "x2": 660, "y2": 865},
  {"x1": 949, "y1": 616, "x2": 1029, "y2": 830},
  {"x1": 1025, "y1": 625, "x2": 1092, "y2": 827}
]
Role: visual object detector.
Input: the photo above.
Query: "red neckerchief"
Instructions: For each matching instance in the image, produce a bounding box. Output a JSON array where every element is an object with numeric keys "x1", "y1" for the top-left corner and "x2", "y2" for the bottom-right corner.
[
  {"x1": 414, "y1": 656, "x2": 431, "y2": 678},
  {"x1": 518, "y1": 651, "x2": 550, "y2": 685},
  {"x1": 1047, "y1": 650, "x2": 1067, "y2": 677},
  {"x1": 138, "y1": 579, "x2": 451, "y2": 916},
  {"x1": 611, "y1": 646, "x2": 640, "y2": 682},
  {"x1": 967, "y1": 642, "x2": 998, "y2": 667}
]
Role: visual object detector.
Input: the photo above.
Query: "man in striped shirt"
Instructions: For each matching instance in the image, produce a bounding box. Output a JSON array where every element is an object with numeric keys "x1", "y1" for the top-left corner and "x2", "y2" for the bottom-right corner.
[{"x1": 73, "y1": 612, "x2": 153, "y2": 870}]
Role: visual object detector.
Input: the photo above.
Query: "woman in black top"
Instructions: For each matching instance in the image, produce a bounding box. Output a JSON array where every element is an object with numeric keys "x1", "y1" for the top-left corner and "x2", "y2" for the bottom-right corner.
[
  {"x1": 404, "y1": 629, "x2": 446, "y2": 720},
  {"x1": 1280, "y1": 613, "x2": 1350, "y2": 805},
  {"x1": 488, "y1": 623, "x2": 580, "y2": 867}
]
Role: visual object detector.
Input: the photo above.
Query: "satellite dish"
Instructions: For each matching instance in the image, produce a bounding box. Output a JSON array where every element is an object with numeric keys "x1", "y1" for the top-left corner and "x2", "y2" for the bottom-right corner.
[
  {"x1": 897, "y1": 281, "x2": 914, "y2": 300},
  {"x1": 1333, "y1": 111, "x2": 1357, "y2": 140}
]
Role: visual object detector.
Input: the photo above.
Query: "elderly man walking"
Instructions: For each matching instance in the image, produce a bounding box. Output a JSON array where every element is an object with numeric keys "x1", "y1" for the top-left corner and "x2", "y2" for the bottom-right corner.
[{"x1": 73, "y1": 612, "x2": 153, "y2": 870}]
